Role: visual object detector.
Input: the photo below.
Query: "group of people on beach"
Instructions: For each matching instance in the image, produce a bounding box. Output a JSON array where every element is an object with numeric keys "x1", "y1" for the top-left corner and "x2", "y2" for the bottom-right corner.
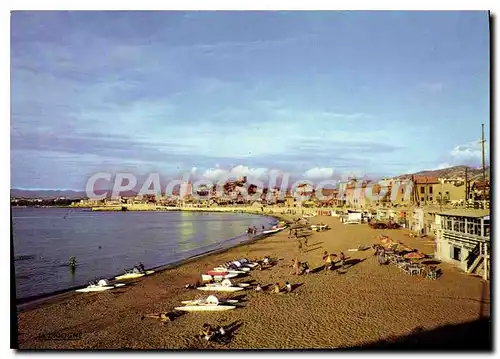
[
  {"x1": 254, "y1": 281, "x2": 293, "y2": 294},
  {"x1": 129, "y1": 262, "x2": 146, "y2": 274},
  {"x1": 199, "y1": 323, "x2": 229, "y2": 343},
  {"x1": 247, "y1": 225, "x2": 265, "y2": 235},
  {"x1": 322, "y1": 251, "x2": 346, "y2": 271}
]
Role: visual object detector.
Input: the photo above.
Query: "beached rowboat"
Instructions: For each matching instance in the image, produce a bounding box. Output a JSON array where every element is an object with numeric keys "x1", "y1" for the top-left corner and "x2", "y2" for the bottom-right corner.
[
  {"x1": 197, "y1": 279, "x2": 245, "y2": 292},
  {"x1": 201, "y1": 273, "x2": 239, "y2": 282},
  {"x1": 181, "y1": 298, "x2": 239, "y2": 305},
  {"x1": 75, "y1": 283, "x2": 125, "y2": 293},
  {"x1": 115, "y1": 270, "x2": 154, "y2": 281},
  {"x1": 174, "y1": 305, "x2": 236, "y2": 312},
  {"x1": 262, "y1": 227, "x2": 286, "y2": 234},
  {"x1": 197, "y1": 285, "x2": 244, "y2": 292}
]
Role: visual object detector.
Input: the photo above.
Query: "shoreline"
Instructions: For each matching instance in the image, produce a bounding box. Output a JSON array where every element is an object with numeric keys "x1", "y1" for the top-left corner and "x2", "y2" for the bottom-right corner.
[
  {"x1": 16, "y1": 213, "x2": 290, "y2": 310},
  {"x1": 16, "y1": 214, "x2": 490, "y2": 349}
]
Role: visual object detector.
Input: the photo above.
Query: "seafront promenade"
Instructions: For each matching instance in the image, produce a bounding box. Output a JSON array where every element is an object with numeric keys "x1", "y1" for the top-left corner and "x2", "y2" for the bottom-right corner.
[{"x1": 16, "y1": 214, "x2": 490, "y2": 349}]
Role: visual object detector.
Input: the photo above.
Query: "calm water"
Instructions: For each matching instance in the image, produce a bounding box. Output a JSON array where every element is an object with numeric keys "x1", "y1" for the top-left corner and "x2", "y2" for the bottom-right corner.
[{"x1": 12, "y1": 208, "x2": 276, "y2": 300}]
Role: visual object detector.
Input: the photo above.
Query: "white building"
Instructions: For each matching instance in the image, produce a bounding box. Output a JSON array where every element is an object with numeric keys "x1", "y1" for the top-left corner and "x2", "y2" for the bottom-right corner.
[
  {"x1": 180, "y1": 182, "x2": 193, "y2": 199},
  {"x1": 434, "y1": 209, "x2": 490, "y2": 280}
]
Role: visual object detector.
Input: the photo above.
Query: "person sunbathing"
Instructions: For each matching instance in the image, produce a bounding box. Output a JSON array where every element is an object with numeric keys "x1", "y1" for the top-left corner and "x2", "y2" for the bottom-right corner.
[
  {"x1": 285, "y1": 281, "x2": 292, "y2": 293},
  {"x1": 255, "y1": 283, "x2": 262, "y2": 292},
  {"x1": 142, "y1": 312, "x2": 174, "y2": 322},
  {"x1": 200, "y1": 323, "x2": 215, "y2": 341},
  {"x1": 339, "y1": 252, "x2": 346, "y2": 267},
  {"x1": 272, "y1": 283, "x2": 281, "y2": 293}
]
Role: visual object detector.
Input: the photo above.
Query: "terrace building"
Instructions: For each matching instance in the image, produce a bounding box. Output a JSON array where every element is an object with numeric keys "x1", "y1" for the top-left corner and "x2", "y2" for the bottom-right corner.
[{"x1": 434, "y1": 209, "x2": 490, "y2": 280}]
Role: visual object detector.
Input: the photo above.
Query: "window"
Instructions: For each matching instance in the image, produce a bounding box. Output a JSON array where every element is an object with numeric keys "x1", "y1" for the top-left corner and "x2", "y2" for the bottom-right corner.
[
  {"x1": 452, "y1": 246, "x2": 462, "y2": 261},
  {"x1": 421, "y1": 197, "x2": 424, "y2": 202},
  {"x1": 420, "y1": 186, "x2": 425, "y2": 194},
  {"x1": 429, "y1": 186, "x2": 433, "y2": 194},
  {"x1": 467, "y1": 222, "x2": 474, "y2": 234},
  {"x1": 458, "y1": 220, "x2": 465, "y2": 233},
  {"x1": 429, "y1": 197, "x2": 433, "y2": 201}
]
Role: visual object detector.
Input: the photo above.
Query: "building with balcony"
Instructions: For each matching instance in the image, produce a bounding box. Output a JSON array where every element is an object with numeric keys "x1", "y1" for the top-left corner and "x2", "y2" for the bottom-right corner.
[{"x1": 434, "y1": 209, "x2": 490, "y2": 280}]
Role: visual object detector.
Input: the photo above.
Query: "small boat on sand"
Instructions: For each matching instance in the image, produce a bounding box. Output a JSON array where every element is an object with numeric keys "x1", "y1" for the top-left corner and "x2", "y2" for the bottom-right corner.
[
  {"x1": 181, "y1": 295, "x2": 239, "y2": 305},
  {"x1": 175, "y1": 304, "x2": 236, "y2": 312},
  {"x1": 176, "y1": 295, "x2": 237, "y2": 311},
  {"x1": 115, "y1": 270, "x2": 154, "y2": 281},
  {"x1": 211, "y1": 268, "x2": 248, "y2": 274},
  {"x1": 197, "y1": 279, "x2": 245, "y2": 292},
  {"x1": 201, "y1": 272, "x2": 239, "y2": 281},
  {"x1": 75, "y1": 279, "x2": 125, "y2": 293}
]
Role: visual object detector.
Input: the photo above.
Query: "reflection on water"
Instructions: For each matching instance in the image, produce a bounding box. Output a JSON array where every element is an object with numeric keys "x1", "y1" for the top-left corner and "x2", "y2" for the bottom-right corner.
[
  {"x1": 12, "y1": 208, "x2": 274, "y2": 300},
  {"x1": 178, "y1": 220, "x2": 197, "y2": 252}
]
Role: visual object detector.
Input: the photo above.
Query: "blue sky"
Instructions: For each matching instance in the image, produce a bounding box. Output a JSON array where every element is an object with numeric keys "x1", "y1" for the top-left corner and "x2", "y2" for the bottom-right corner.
[{"x1": 11, "y1": 11, "x2": 490, "y2": 190}]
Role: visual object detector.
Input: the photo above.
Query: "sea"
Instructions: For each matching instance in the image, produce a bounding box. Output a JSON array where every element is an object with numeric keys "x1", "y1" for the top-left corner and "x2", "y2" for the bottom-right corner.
[{"x1": 12, "y1": 207, "x2": 277, "y2": 301}]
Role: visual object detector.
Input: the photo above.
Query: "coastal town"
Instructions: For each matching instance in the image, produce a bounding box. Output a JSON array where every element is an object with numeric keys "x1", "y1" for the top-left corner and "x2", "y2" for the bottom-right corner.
[
  {"x1": 11, "y1": 11, "x2": 491, "y2": 351},
  {"x1": 12, "y1": 165, "x2": 491, "y2": 284}
]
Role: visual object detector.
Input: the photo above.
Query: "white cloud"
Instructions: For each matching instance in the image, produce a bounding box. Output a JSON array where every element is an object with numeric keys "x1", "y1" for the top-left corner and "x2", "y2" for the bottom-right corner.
[
  {"x1": 201, "y1": 165, "x2": 270, "y2": 181},
  {"x1": 202, "y1": 168, "x2": 228, "y2": 181},
  {"x1": 304, "y1": 167, "x2": 334, "y2": 180},
  {"x1": 230, "y1": 165, "x2": 269, "y2": 179},
  {"x1": 450, "y1": 141, "x2": 484, "y2": 162}
]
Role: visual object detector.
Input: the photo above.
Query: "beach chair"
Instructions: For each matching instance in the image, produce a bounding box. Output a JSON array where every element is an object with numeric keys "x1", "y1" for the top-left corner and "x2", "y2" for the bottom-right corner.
[
  {"x1": 408, "y1": 264, "x2": 421, "y2": 276},
  {"x1": 399, "y1": 262, "x2": 410, "y2": 274},
  {"x1": 426, "y1": 266, "x2": 438, "y2": 280}
]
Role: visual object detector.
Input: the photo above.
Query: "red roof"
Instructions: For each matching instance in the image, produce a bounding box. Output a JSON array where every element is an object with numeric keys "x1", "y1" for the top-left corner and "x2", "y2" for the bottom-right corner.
[
  {"x1": 413, "y1": 176, "x2": 439, "y2": 184},
  {"x1": 474, "y1": 180, "x2": 490, "y2": 190},
  {"x1": 321, "y1": 188, "x2": 338, "y2": 196}
]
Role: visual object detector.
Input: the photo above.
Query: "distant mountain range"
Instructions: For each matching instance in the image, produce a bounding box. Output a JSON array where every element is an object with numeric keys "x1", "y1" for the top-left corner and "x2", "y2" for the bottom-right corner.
[
  {"x1": 10, "y1": 189, "x2": 138, "y2": 199},
  {"x1": 11, "y1": 165, "x2": 490, "y2": 199}
]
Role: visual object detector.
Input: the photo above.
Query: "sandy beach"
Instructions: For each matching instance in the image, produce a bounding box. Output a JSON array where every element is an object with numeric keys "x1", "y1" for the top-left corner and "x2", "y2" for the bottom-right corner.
[{"x1": 15, "y1": 214, "x2": 491, "y2": 349}]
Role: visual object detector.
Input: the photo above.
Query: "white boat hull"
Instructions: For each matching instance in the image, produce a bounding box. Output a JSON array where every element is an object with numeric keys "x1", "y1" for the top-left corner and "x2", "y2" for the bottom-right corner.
[
  {"x1": 197, "y1": 286, "x2": 244, "y2": 292},
  {"x1": 211, "y1": 268, "x2": 247, "y2": 274},
  {"x1": 75, "y1": 283, "x2": 125, "y2": 293},
  {"x1": 174, "y1": 305, "x2": 236, "y2": 312},
  {"x1": 262, "y1": 228, "x2": 281, "y2": 234},
  {"x1": 201, "y1": 273, "x2": 239, "y2": 281},
  {"x1": 181, "y1": 299, "x2": 239, "y2": 305},
  {"x1": 115, "y1": 270, "x2": 154, "y2": 281}
]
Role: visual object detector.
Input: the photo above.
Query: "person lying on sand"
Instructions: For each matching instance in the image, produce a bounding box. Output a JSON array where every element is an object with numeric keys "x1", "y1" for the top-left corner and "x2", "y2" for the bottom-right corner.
[
  {"x1": 200, "y1": 323, "x2": 215, "y2": 340},
  {"x1": 285, "y1": 281, "x2": 292, "y2": 293},
  {"x1": 141, "y1": 312, "x2": 174, "y2": 322},
  {"x1": 255, "y1": 283, "x2": 262, "y2": 292},
  {"x1": 330, "y1": 254, "x2": 338, "y2": 270},
  {"x1": 272, "y1": 283, "x2": 281, "y2": 293},
  {"x1": 185, "y1": 280, "x2": 201, "y2": 289},
  {"x1": 339, "y1": 252, "x2": 346, "y2": 267}
]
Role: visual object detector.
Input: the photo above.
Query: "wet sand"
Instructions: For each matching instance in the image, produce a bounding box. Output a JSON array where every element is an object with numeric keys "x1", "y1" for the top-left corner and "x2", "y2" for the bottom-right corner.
[{"x1": 16, "y1": 215, "x2": 490, "y2": 349}]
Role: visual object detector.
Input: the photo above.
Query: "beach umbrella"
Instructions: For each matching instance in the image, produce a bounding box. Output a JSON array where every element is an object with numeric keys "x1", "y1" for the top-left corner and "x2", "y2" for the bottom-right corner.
[
  {"x1": 404, "y1": 252, "x2": 426, "y2": 260},
  {"x1": 398, "y1": 245, "x2": 413, "y2": 253}
]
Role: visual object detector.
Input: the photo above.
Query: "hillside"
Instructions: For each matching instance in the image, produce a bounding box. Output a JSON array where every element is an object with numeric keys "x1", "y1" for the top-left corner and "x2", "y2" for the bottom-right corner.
[{"x1": 399, "y1": 165, "x2": 490, "y2": 181}]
